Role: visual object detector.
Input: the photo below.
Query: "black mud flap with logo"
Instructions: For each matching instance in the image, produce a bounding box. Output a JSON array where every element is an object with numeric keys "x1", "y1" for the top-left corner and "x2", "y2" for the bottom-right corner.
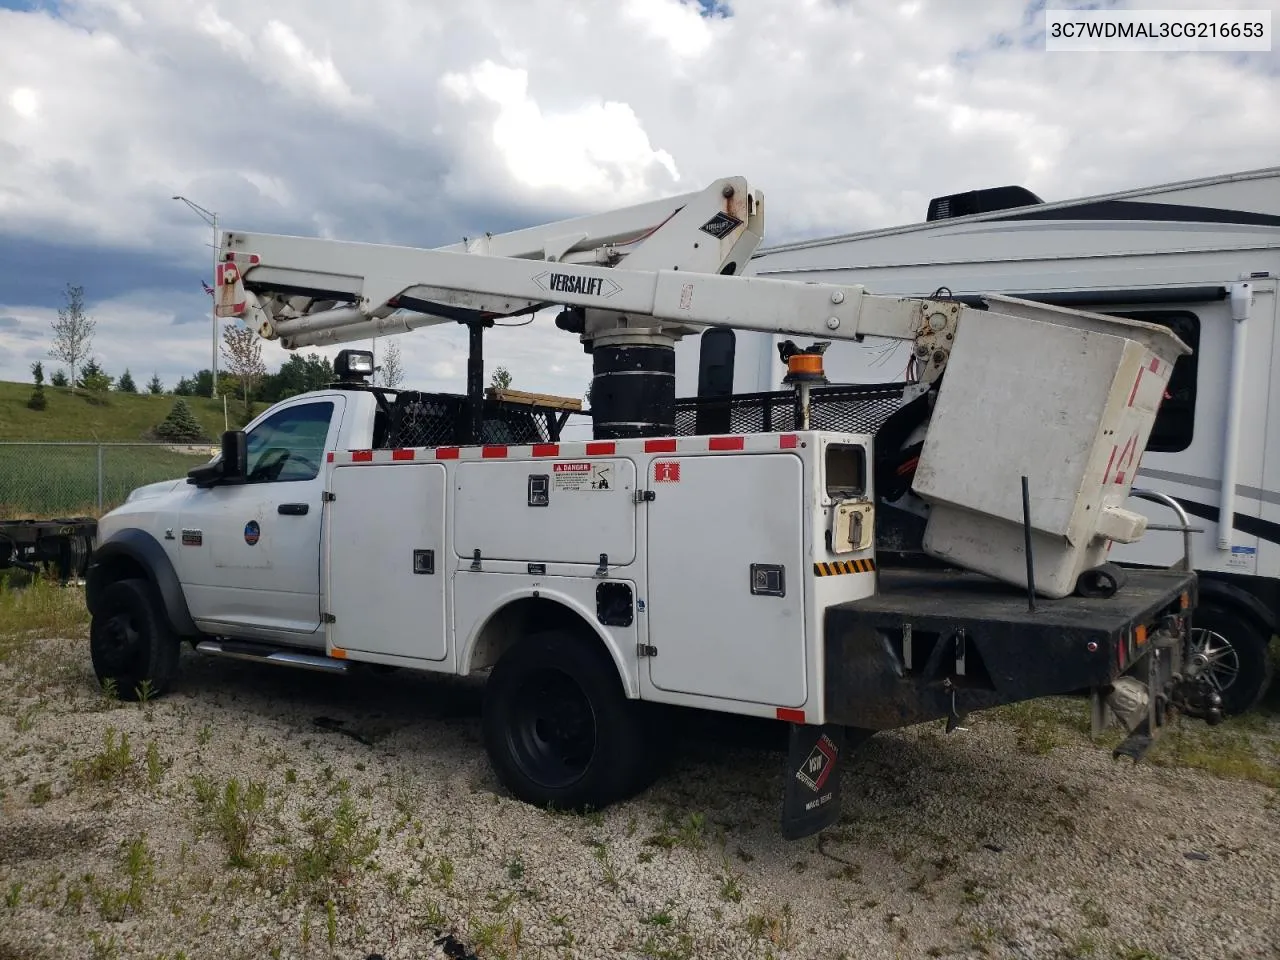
[{"x1": 780, "y1": 722, "x2": 845, "y2": 840}]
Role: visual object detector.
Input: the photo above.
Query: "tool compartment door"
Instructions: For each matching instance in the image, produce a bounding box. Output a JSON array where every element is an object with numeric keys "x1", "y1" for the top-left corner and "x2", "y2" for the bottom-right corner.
[
  {"x1": 326, "y1": 462, "x2": 448, "y2": 661},
  {"x1": 453, "y1": 458, "x2": 636, "y2": 564},
  {"x1": 646, "y1": 452, "x2": 808, "y2": 707}
]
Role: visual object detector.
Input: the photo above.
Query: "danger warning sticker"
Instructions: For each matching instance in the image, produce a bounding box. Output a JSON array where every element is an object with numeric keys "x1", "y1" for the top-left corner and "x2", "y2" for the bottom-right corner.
[{"x1": 553, "y1": 461, "x2": 613, "y2": 491}]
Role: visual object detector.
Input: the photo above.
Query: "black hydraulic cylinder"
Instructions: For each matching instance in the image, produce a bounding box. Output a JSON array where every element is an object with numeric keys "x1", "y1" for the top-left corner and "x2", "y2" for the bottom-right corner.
[{"x1": 591, "y1": 342, "x2": 676, "y2": 440}]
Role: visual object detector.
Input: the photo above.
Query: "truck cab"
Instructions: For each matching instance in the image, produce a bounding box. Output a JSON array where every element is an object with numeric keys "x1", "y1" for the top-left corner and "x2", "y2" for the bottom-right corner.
[
  {"x1": 89, "y1": 356, "x2": 572, "y2": 659},
  {"x1": 97, "y1": 388, "x2": 366, "y2": 648}
]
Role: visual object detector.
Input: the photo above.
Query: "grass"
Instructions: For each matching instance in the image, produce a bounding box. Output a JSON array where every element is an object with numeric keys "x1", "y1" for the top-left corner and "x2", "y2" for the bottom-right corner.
[
  {"x1": 0, "y1": 443, "x2": 214, "y2": 518},
  {"x1": 0, "y1": 379, "x2": 264, "y2": 442},
  {"x1": 0, "y1": 575, "x2": 89, "y2": 652},
  {"x1": 985, "y1": 688, "x2": 1280, "y2": 790},
  {"x1": 0, "y1": 378, "x2": 270, "y2": 517},
  {"x1": 1146, "y1": 720, "x2": 1280, "y2": 789},
  {"x1": 191, "y1": 775, "x2": 268, "y2": 868}
]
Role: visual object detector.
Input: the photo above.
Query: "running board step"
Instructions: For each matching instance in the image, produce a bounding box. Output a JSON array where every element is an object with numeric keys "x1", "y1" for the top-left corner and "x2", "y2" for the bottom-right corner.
[{"x1": 195, "y1": 640, "x2": 349, "y2": 674}]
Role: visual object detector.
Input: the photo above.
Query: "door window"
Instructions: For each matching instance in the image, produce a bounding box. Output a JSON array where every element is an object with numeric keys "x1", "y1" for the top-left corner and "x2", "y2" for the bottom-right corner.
[{"x1": 244, "y1": 401, "x2": 335, "y2": 483}]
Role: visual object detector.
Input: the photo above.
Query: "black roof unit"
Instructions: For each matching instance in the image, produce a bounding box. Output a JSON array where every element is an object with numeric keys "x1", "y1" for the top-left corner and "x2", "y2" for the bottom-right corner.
[{"x1": 926, "y1": 185, "x2": 1044, "y2": 222}]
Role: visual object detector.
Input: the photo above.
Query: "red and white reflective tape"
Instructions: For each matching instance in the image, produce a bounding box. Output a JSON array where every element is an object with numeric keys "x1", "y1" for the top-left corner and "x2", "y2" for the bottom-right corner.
[{"x1": 327, "y1": 433, "x2": 806, "y2": 465}]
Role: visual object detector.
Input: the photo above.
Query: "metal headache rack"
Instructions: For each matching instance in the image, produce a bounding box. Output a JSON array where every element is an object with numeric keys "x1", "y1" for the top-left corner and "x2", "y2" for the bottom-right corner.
[
  {"x1": 385, "y1": 390, "x2": 573, "y2": 449},
  {"x1": 672, "y1": 382, "x2": 914, "y2": 437}
]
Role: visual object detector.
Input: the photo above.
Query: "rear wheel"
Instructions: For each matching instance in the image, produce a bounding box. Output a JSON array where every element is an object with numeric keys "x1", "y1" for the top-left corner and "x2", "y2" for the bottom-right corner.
[
  {"x1": 482, "y1": 629, "x2": 655, "y2": 811},
  {"x1": 1189, "y1": 603, "x2": 1274, "y2": 716},
  {"x1": 89, "y1": 578, "x2": 180, "y2": 701}
]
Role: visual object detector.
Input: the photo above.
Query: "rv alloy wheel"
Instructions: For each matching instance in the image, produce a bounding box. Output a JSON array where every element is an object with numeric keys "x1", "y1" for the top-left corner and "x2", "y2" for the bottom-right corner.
[
  {"x1": 483, "y1": 629, "x2": 653, "y2": 811},
  {"x1": 89, "y1": 578, "x2": 180, "y2": 701},
  {"x1": 1188, "y1": 604, "x2": 1274, "y2": 716}
]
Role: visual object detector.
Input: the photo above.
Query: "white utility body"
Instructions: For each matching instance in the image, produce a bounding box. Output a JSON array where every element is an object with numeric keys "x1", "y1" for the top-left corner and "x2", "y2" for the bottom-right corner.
[{"x1": 86, "y1": 176, "x2": 1220, "y2": 839}]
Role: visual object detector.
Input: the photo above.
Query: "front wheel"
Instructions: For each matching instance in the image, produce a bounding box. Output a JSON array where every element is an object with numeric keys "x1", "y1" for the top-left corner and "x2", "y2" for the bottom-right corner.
[
  {"x1": 482, "y1": 630, "x2": 655, "y2": 812},
  {"x1": 89, "y1": 578, "x2": 180, "y2": 701},
  {"x1": 1189, "y1": 603, "x2": 1274, "y2": 716}
]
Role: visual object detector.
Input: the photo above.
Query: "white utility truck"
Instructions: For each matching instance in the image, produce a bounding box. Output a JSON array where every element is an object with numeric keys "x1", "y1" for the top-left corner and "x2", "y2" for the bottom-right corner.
[{"x1": 86, "y1": 177, "x2": 1222, "y2": 838}]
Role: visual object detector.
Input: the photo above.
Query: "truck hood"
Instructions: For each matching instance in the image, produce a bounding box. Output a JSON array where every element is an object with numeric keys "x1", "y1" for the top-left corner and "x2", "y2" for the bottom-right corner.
[{"x1": 125, "y1": 478, "x2": 185, "y2": 503}]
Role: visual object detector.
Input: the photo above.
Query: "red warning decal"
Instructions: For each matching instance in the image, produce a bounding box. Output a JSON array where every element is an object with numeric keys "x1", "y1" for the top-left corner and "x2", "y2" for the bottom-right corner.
[
  {"x1": 654, "y1": 461, "x2": 681, "y2": 483},
  {"x1": 1113, "y1": 432, "x2": 1138, "y2": 485},
  {"x1": 795, "y1": 733, "x2": 838, "y2": 793}
]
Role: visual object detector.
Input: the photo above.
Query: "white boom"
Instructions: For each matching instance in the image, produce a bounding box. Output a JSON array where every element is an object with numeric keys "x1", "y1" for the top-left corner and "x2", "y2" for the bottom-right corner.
[{"x1": 216, "y1": 177, "x2": 966, "y2": 380}]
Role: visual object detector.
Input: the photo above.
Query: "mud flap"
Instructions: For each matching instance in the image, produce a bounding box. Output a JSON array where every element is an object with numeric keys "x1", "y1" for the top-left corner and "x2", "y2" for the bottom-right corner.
[{"x1": 780, "y1": 722, "x2": 845, "y2": 840}]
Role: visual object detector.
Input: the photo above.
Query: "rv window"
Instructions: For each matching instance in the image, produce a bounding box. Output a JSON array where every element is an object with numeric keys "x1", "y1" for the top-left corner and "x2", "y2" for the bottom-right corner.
[{"x1": 1106, "y1": 310, "x2": 1199, "y2": 454}]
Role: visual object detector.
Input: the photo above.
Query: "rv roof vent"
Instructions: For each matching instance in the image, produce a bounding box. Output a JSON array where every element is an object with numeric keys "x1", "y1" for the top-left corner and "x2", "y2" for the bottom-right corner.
[{"x1": 926, "y1": 185, "x2": 1044, "y2": 222}]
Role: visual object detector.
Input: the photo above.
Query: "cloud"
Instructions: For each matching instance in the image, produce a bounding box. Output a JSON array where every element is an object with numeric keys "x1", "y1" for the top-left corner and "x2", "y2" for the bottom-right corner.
[{"x1": 0, "y1": 0, "x2": 1276, "y2": 405}]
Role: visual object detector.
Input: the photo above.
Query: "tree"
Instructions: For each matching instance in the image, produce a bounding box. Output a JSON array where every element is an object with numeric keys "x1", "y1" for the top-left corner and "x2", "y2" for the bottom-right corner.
[
  {"x1": 27, "y1": 361, "x2": 46, "y2": 411},
  {"x1": 147, "y1": 373, "x2": 164, "y2": 395},
  {"x1": 221, "y1": 324, "x2": 267, "y2": 413},
  {"x1": 174, "y1": 369, "x2": 214, "y2": 398},
  {"x1": 117, "y1": 368, "x2": 138, "y2": 393},
  {"x1": 50, "y1": 369, "x2": 68, "y2": 387},
  {"x1": 77, "y1": 357, "x2": 113, "y2": 393},
  {"x1": 152, "y1": 398, "x2": 207, "y2": 443},
  {"x1": 490, "y1": 365, "x2": 513, "y2": 391},
  {"x1": 48, "y1": 283, "x2": 95, "y2": 394},
  {"x1": 260, "y1": 353, "x2": 334, "y2": 402},
  {"x1": 379, "y1": 340, "x2": 405, "y2": 388}
]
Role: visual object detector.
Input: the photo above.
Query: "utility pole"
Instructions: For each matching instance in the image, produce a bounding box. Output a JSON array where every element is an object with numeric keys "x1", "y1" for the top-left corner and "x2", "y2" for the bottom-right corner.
[{"x1": 172, "y1": 195, "x2": 221, "y2": 398}]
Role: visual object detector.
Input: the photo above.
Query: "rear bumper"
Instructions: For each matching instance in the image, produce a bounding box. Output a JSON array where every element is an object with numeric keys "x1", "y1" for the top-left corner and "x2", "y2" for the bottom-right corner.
[{"x1": 822, "y1": 566, "x2": 1197, "y2": 730}]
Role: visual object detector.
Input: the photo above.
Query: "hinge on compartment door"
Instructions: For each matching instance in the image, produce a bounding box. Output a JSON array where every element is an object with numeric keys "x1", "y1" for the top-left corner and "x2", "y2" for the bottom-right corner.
[
  {"x1": 634, "y1": 490, "x2": 655, "y2": 503},
  {"x1": 637, "y1": 643, "x2": 658, "y2": 658},
  {"x1": 322, "y1": 492, "x2": 336, "y2": 502},
  {"x1": 322, "y1": 613, "x2": 336, "y2": 623}
]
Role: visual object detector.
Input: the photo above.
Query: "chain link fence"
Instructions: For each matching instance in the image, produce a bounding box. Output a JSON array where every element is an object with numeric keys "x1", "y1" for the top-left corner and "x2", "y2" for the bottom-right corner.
[{"x1": 0, "y1": 442, "x2": 216, "y2": 519}]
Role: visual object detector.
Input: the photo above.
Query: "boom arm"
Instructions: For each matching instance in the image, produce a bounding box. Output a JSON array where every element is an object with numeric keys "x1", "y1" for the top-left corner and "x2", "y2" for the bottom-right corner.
[{"x1": 219, "y1": 238, "x2": 960, "y2": 382}]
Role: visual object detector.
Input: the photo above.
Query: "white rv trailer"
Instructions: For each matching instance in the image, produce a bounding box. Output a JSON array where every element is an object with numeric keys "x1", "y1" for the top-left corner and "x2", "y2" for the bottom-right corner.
[{"x1": 674, "y1": 165, "x2": 1280, "y2": 714}]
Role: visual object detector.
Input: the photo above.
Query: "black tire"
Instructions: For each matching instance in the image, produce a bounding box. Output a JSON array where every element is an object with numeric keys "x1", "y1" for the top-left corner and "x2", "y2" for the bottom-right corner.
[
  {"x1": 1189, "y1": 603, "x2": 1275, "y2": 716},
  {"x1": 482, "y1": 630, "x2": 655, "y2": 812},
  {"x1": 89, "y1": 578, "x2": 180, "y2": 701}
]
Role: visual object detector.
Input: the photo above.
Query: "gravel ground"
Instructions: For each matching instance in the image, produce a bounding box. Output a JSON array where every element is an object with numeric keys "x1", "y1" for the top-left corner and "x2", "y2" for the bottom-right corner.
[{"x1": 1, "y1": 626, "x2": 1278, "y2": 960}]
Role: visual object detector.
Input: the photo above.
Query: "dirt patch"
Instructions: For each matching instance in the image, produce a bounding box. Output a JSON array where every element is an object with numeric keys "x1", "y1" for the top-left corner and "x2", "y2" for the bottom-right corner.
[{"x1": 1, "y1": 621, "x2": 1278, "y2": 960}]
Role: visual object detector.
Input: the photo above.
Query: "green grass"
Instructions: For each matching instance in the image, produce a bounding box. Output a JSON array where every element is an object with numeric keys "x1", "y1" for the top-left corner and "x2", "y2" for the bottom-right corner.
[
  {"x1": 0, "y1": 379, "x2": 270, "y2": 517},
  {"x1": 0, "y1": 380, "x2": 264, "y2": 442},
  {"x1": 0, "y1": 442, "x2": 213, "y2": 518},
  {"x1": 0, "y1": 576, "x2": 90, "y2": 653}
]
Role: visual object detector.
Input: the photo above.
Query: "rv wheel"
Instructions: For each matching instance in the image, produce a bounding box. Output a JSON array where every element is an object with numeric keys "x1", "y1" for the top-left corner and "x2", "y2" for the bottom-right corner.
[
  {"x1": 482, "y1": 629, "x2": 653, "y2": 812},
  {"x1": 1189, "y1": 604, "x2": 1274, "y2": 716}
]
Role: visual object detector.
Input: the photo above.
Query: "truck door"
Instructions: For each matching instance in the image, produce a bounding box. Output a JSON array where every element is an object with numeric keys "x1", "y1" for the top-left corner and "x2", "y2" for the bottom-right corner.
[
  {"x1": 644, "y1": 452, "x2": 808, "y2": 708},
  {"x1": 176, "y1": 395, "x2": 345, "y2": 639}
]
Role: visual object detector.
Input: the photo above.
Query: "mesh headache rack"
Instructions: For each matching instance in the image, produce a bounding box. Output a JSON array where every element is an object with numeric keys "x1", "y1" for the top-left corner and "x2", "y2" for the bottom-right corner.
[{"x1": 671, "y1": 382, "x2": 914, "y2": 437}]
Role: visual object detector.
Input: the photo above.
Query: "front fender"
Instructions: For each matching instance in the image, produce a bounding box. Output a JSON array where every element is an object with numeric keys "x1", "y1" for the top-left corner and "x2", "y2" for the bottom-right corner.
[{"x1": 87, "y1": 528, "x2": 198, "y2": 638}]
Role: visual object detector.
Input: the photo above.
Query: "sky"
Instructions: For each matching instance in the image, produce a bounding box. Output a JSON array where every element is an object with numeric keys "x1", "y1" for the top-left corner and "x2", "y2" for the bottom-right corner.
[{"x1": 1, "y1": 0, "x2": 1278, "y2": 407}]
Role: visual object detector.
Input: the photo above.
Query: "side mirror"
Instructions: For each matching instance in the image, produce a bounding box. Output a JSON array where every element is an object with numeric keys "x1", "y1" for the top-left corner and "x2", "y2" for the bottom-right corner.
[
  {"x1": 220, "y1": 430, "x2": 248, "y2": 483},
  {"x1": 188, "y1": 430, "x2": 248, "y2": 487}
]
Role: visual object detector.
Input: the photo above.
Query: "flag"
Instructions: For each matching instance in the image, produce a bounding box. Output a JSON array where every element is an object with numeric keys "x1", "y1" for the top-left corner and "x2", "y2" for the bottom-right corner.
[{"x1": 202, "y1": 279, "x2": 214, "y2": 296}]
